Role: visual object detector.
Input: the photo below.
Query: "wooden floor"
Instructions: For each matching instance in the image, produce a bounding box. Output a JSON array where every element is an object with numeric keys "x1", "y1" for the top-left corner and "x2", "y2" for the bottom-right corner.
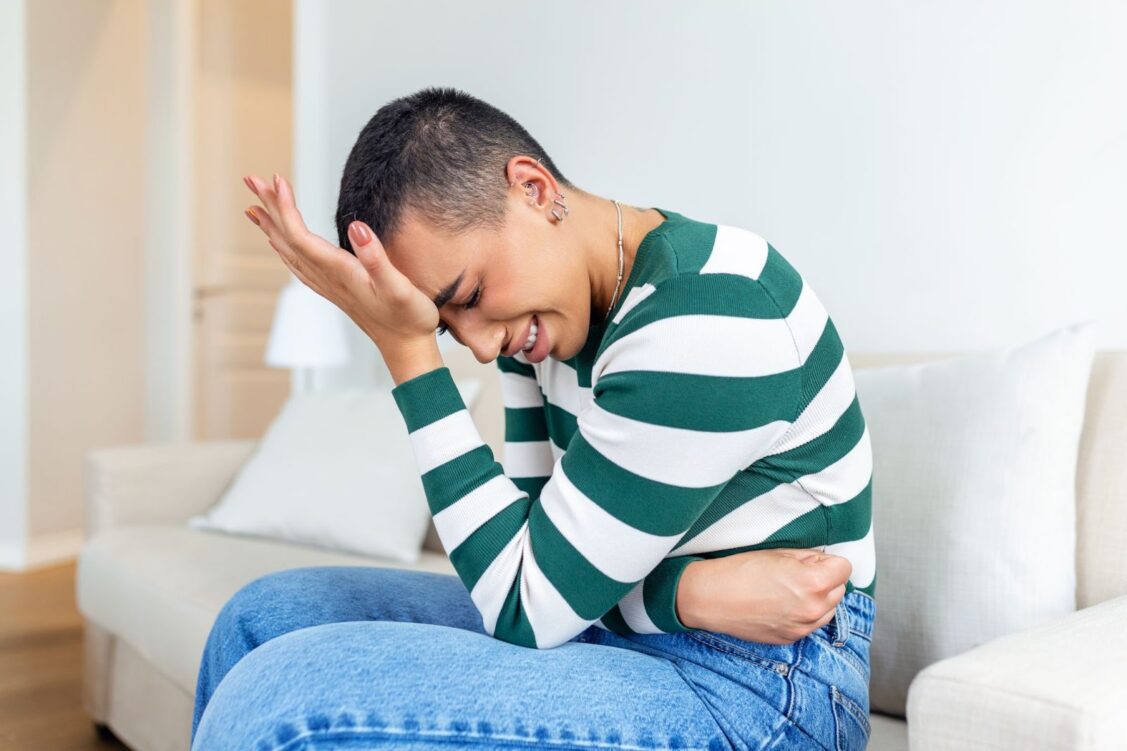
[{"x1": 0, "y1": 560, "x2": 127, "y2": 751}]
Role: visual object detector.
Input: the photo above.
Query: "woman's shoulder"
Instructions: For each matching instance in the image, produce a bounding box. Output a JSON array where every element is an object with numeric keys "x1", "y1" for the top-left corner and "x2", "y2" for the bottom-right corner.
[
  {"x1": 598, "y1": 214, "x2": 830, "y2": 387},
  {"x1": 622, "y1": 212, "x2": 807, "y2": 324}
]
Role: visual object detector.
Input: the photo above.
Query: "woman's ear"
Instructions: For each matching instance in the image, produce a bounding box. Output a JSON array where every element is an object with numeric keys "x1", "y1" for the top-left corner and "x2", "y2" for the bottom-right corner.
[{"x1": 506, "y1": 155, "x2": 554, "y2": 209}]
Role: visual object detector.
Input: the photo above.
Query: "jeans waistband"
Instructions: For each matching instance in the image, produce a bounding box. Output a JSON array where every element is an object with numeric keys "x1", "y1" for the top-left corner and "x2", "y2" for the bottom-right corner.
[{"x1": 829, "y1": 590, "x2": 875, "y2": 647}]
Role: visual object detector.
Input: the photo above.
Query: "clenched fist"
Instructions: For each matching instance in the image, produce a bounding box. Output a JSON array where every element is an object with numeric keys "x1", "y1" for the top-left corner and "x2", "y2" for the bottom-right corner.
[{"x1": 675, "y1": 548, "x2": 853, "y2": 644}]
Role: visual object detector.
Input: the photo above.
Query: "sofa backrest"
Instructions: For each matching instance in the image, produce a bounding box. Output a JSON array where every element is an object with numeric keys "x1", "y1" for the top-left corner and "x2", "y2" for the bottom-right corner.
[{"x1": 439, "y1": 346, "x2": 1127, "y2": 610}]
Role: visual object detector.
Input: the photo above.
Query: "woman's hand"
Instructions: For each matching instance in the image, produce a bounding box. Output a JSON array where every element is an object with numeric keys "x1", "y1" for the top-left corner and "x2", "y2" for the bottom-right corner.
[
  {"x1": 242, "y1": 173, "x2": 439, "y2": 351},
  {"x1": 675, "y1": 549, "x2": 853, "y2": 644}
]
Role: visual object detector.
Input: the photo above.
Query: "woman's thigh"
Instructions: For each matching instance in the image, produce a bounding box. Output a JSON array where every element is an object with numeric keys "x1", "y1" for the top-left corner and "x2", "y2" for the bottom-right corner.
[{"x1": 191, "y1": 620, "x2": 735, "y2": 751}]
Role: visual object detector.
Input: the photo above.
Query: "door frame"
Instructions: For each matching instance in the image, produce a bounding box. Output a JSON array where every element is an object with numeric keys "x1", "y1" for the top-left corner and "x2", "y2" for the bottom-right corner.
[{"x1": 144, "y1": 0, "x2": 196, "y2": 442}]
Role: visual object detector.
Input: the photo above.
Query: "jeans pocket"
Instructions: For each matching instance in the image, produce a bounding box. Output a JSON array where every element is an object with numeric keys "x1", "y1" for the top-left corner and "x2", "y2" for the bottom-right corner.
[
  {"x1": 831, "y1": 685, "x2": 871, "y2": 751},
  {"x1": 829, "y1": 685, "x2": 870, "y2": 748},
  {"x1": 834, "y1": 636, "x2": 871, "y2": 686},
  {"x1": 810, "y1": 616, "x2": 871, "y2": 686}
]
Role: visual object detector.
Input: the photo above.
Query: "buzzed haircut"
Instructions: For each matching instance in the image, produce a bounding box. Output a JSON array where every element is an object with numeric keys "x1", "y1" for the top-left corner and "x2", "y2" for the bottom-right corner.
[{"x1": 335, "y1": 86, "x2": 573, "y2": 253}]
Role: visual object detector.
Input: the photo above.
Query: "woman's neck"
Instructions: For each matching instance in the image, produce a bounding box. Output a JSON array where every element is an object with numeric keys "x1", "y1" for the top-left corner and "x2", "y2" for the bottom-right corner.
[{"x1": 569, "y1": 189, "x2": 667, "y2": 325}]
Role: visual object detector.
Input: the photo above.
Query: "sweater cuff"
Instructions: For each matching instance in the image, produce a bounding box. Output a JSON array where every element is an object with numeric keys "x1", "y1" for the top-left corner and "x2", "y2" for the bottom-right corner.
[
  {"x1": 644, "y1": 555, "x2": 705, "y2": 633},
  {"x1": 391, "y1": 366, "x2": 464, "y2": 432}
]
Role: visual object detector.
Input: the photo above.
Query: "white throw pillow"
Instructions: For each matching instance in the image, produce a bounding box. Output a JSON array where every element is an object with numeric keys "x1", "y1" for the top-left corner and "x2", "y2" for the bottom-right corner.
[
  {"x1": 855, "y1": 321, "x2": 1097, "y2": 717},
  {"x1": 189, "y1": 380, "x2": 481, "y2": 563}
]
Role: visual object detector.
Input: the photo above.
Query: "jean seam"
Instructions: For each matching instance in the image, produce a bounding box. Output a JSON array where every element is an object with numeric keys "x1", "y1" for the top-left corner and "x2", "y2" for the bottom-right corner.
[
  {"x1": 775, "y1": 636, "x2": 832, "y2": 750},
  {"x1": 830, "y1": 684, "x2": 872, "y2": 736},
  {"x1": 544, "y1": 637, "x2": 740, "y2": 751},
  {"x1": 830, "y1": 599, "x2": 849, "y2": 647},
  {"x1": 662, "y1": 657, "x2": 743, "y2": 751},
  {"x1": 839, "y1": 593, "x2": 874, "y2": 642},
  {"x1": 686, "y1": 631, "x2": 792, "y2": 674},
  {"x1": 611, "y1": 635, "x2": 788, "y2": 750},
  {"x1": 267, "y1": 727, "x2": 716, "y2": 751},
  {"x1": 805, "y1": 628, "x2": 871, "y2": 682}
]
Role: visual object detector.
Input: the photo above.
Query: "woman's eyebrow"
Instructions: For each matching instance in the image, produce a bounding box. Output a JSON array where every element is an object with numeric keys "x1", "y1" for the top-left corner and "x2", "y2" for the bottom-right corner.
[{"x1": 433, "y1": 269, "x2": 466, "y2": 308}]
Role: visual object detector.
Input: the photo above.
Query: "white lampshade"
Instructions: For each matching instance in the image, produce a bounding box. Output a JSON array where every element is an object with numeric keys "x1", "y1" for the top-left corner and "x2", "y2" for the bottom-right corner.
[{"x1": 265, "y1": 278, "x2": 351, "y2": 368}]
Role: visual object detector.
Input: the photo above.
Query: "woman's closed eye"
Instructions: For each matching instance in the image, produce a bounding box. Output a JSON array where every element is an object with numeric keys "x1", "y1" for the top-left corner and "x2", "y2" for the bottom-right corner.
[{"x1": 436, "y1": 284, "x2": 482, "y2": 336}]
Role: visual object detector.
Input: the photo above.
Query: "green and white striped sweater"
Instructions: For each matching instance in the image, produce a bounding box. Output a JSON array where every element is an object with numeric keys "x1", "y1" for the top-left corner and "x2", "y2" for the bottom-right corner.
[{"x1": 391, "y1": 207, "x2": 876, "y2": 649}]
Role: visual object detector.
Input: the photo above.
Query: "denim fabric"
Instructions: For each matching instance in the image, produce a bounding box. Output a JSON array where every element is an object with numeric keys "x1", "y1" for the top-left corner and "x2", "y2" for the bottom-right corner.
[{"x1": 191, "y1": 566, "x2": 874, "y2": 751}]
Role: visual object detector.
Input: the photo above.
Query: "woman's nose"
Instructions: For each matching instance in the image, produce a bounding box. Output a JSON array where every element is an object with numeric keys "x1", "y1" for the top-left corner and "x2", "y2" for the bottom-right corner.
[{"x1": 459, "y1": 321, "x2": 504, "y2": 364}]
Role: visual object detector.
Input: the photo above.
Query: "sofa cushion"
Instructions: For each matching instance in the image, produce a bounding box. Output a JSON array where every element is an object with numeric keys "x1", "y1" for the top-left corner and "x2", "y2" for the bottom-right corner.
[
  {"x1": 1075, "y1": 350, "x2": 1127, "y2": 608},
  {"x1": 187, "y1": 381, "x2": 480, "y2": 563},
  {"x1": 853, "y1": 321, "x2": 1097, "y2": 717},
  {"x1": 75, "y1": 525, "x2": 457, "y2": 694}
]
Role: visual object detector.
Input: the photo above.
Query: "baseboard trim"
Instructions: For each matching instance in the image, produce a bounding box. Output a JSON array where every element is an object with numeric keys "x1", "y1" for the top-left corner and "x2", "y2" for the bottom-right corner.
[
  {"x1": 0, "y1": 527, "x2": 85, "y2": 571},
  {"x1": 0, "y1": 541, "x2": 26, "y2": 571}
]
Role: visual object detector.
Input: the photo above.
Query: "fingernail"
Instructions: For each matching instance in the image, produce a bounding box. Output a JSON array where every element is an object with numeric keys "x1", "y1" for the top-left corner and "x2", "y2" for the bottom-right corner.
[
  {"x1": 244, "y1": 176, "x2": 258, "y2": 195},
  {"x1": 349, "y1": 221, "x2": 371, "y2": 246},
  {"x1": 273, "y1": 173, "x2": 280, "y2": 191},
  {"x1": 245, "y1": 208, "x2": 260, "y2": 225}
]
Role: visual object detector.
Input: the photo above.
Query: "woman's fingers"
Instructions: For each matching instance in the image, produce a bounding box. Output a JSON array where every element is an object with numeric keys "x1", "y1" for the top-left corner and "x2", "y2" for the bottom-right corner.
[
  {"x1": 347, "y1": 220, "x2": 386, "y2": 276},
  {"x1": 241, "y1": 172, "x2": 440, "y2": 342},
  {"x1": 244, "y1": 175, "x2": 279, "y2": 221},
  {"x1": 246, "y1": 205, "x2": 317, "y2": 292},
  {"x1": 272, "y1": 174, "x2": 316, "y2": 248},
  {"x1": 244, "y1": 174, "x2": 298, "y2": 253},
  {"x1": 254, "y1": 173, "x2": 362, "y2": 279},
  {"x1": 246, "y1": 204, "x2": 297, "y2": 268},
  {"x1": 807, "y1": 605, "x2": 837, "y2": 634}
]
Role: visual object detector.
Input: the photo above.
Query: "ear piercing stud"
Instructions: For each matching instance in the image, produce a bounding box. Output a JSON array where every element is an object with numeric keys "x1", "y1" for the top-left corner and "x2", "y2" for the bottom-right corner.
[
  {"x1": 550, "y1": 193, "x2": 568, "y2": 222},
  {"x1": 512, "y1": 158, "x2": 569, "y2": 221}
]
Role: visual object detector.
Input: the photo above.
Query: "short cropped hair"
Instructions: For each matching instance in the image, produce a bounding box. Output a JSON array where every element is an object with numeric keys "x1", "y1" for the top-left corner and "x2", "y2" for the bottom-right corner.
[{"x1": 335, "y1": 86, "x2": 573, "y2": 254}]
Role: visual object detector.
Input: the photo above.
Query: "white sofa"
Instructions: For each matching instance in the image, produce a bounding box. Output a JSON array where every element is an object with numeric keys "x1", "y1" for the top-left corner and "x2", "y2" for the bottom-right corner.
[{"x1": 76, "y1": 347, "x2": 1127, "y2": 751}]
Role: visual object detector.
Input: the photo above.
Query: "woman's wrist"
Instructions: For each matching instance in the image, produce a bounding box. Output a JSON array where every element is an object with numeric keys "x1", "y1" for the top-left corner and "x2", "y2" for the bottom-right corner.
[
  {"x1": 675, "y1": 559, "x2": 712, "y2": 631},
  {"x1": 381, "y1": 336, "x2": 444, "y2": 385}
]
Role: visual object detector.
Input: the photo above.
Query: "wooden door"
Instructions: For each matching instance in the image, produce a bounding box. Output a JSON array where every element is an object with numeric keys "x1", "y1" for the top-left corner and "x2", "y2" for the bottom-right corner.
[{"x1": 191, "y1": 0, "x2": 293, "y2": 439}]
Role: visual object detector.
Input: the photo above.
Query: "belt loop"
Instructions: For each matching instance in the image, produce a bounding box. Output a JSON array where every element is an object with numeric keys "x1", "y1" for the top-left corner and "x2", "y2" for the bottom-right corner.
[{"x1": 830, "y1": 598, "x2": 850, "y2": 648}]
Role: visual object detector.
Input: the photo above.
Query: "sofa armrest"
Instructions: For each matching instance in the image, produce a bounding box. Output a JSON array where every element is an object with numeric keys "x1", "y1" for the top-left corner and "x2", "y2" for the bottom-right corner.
[
  {"x1": 906, "y1": 593, "x2": 1127, "y2": 750},
  {"x1": 84, "y1": 440, "x2": 257, "y2": 538}
]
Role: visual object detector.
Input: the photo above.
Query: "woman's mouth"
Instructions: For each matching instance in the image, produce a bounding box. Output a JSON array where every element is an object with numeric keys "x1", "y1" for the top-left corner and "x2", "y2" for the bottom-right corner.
[
  {"x1": 522, "y1": 314, "x2": 550, "y2": 363},
  {"x1": 521, "y1": 316, "x2": 539, "y2": 351}
]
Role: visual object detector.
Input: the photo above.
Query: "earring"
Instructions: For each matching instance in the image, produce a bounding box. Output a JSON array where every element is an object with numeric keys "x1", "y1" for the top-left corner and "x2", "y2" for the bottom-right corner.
[{"x1": 550, "y1": 192, "x2": 569, "y2": 223}]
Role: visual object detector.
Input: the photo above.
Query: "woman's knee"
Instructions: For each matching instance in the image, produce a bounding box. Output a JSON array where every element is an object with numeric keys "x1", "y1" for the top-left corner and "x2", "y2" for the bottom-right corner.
[
  {"x1": 210, "y1": 566, "x2": 464, "y2": 647},
  {"x1": 209, "y1": 566, "x2": 343, "y2": 649},
  {"x1": 193, "y1": 621, "x2": 421, "y2": 749}
]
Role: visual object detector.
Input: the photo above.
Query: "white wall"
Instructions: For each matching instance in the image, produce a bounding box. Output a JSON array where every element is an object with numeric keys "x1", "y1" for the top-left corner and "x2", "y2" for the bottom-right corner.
[
  {"x1": 1, "y1": 0, "x2": 148, "y2": 570},
  {"x1": 0, "y1": 0, "x2": 29, "y2": 568},
  {"x1": 295, "y1": 1, "x2": 1126, "y2": 356}
]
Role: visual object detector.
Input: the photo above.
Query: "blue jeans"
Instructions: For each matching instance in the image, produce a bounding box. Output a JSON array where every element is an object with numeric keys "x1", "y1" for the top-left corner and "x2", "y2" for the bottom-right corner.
[{"x1": 191, "y1": 566, "x2": 874, "y2": 750}]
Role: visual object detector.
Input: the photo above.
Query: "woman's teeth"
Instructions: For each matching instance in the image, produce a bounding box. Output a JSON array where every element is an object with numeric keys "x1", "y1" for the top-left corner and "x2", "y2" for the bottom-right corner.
[{"x1": 522, "y1": 318, "x2": 539, "y2": 351}]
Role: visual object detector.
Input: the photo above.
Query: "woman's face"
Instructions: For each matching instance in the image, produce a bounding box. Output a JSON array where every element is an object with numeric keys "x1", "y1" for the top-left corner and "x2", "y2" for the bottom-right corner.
[{"x1": 384, "y1": 196, "x2": 593, "y2": 365}]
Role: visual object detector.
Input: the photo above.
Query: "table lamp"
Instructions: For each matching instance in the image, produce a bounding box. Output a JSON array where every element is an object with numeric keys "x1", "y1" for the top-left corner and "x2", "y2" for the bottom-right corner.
[{"x1": 265, "y1": 277, "x2": 351, "y2": 394}]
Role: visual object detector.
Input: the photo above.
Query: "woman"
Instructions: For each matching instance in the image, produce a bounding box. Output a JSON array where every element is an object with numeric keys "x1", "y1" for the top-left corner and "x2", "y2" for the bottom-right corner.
[{"x1": 191, "y1": 87, "x2": 875, "y2": 750}]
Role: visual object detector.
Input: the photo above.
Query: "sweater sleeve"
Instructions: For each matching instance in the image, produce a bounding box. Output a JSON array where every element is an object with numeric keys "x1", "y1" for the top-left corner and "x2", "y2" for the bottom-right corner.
[
  {"x1": 496, "y1": 354, "x2": 706, "y2": 635},
  {"x1": 391, "y1": 274, "x2": 803, "y2": 648},
  {"x1": 494, "y1": 355, "x2": 553, "y2": 503}
]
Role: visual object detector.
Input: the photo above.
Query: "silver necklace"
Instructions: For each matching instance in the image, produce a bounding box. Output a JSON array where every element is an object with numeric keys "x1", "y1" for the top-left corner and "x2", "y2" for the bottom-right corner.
[{"x1": 606, "y1": 199, "x2": 625, "y2": 322}]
